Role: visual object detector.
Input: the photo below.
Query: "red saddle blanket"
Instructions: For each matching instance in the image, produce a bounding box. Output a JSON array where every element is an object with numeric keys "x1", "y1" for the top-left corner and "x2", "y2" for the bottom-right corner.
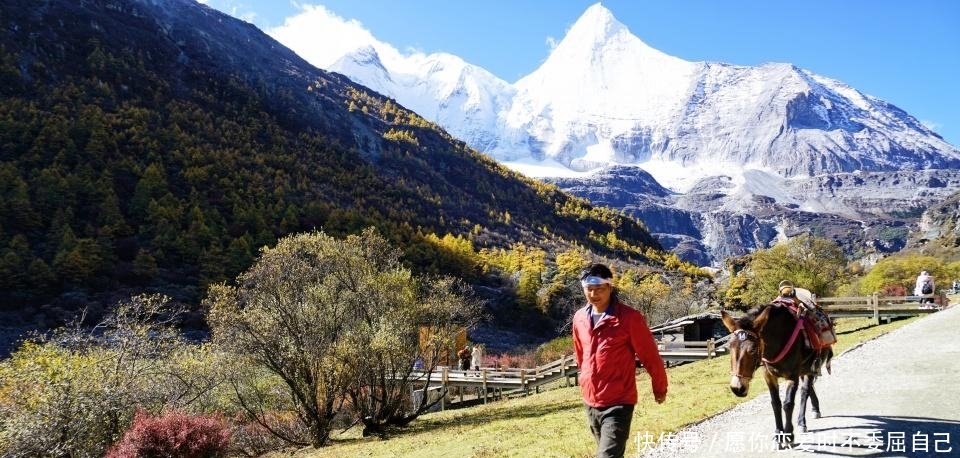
[{"x1": 775, "y1": 299, "x2": 837, "y2": 350}]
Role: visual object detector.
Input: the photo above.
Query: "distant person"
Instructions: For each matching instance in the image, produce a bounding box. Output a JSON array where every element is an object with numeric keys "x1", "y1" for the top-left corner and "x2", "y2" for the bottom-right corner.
[
  {"x1": 777, "y1": 280, "x2": 816, "y2": 309},
  {"x1": 471, "y1": 344, "x2": 483, "y2": 372},
  {"x1": 914, "y1": 270, "x2": 935, "y2": 307},
  {"x1": 457, "y1": 345, "x2": 471, "y2": 371},
  {"x1": 572, "y1": 263, "x2": 667, "y2": 458},
  {"x1": 413, "y1": 355, "x2": 425, "y2": 371}
]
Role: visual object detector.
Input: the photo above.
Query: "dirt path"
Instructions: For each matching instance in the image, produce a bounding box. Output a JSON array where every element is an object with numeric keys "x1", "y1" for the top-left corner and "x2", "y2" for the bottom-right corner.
[{"x1": 640, "y1": 305, "x2": 960, "y2": 458}]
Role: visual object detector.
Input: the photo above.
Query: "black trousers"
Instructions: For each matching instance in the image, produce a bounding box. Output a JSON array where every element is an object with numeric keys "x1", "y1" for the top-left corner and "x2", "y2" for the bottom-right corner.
[{"x1": 586, "y1": 404, "x2": 634, "y2": 458}]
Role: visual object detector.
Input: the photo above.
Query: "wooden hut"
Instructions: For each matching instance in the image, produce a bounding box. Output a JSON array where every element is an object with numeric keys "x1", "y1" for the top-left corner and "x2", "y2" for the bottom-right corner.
[{"x1": 651, "y1": 312, "x2": 725, "y2": 343}]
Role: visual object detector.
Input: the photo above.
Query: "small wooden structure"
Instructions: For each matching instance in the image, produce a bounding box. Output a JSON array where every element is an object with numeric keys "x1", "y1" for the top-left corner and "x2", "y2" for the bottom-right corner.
[
  {"x1": 651, "y1": 312, "x2": 725, "y2": 342},
  {"x1": 648, "y1": 312, "x2": 727, "y2": 366}
]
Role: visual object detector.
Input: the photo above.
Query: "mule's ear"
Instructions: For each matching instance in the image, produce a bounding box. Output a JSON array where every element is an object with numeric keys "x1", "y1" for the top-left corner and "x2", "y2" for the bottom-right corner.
[
  {"x1": 721, "y1": 310, "x2": 737, "y2": 332},
  {"x1": 753, "y1": 306, "x2": 772, "y2": 331}
]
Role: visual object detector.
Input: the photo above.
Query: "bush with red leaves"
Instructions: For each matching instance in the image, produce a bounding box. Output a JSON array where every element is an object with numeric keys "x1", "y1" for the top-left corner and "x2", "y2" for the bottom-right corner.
[{"x1": 105, "y1": 409, "x2": 231, "y2": 458}]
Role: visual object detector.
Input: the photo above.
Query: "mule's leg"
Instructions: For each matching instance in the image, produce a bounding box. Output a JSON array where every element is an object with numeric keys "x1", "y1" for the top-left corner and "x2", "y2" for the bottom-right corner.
[
  {"x1": 797, "y1": 375, "x2": 814, "y2": 432},
  {"x1": 809, "y1": 378, "x2": 821, "y2": 418},
  {"x1": 764, "y1": 371, "x2": 787, "y2": 444},
  {"x1": 782, "y1": 377, "x2": 799, "y2": 445}
]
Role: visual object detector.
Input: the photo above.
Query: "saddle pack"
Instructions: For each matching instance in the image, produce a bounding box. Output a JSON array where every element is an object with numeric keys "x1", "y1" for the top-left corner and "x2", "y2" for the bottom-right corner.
[
  {"x1": 802, "y1": 305, "x2": 837, "y2": 350},
  {"x1": 774, "y1": 295, "x2": 837, "y2": 351}
]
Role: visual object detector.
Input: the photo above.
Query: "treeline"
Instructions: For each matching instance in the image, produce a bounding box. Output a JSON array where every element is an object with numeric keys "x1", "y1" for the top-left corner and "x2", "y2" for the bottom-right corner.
[{"x1": 721, "y1": 234, "x2": 960, "y2": 308}]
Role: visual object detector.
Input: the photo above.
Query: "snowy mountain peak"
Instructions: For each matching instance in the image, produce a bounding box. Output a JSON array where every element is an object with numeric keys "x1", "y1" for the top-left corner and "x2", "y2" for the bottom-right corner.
[
  {"x1": 342, "y1": 45, "x2": 383, "y2": 68},
  {"x1": 330, "y1": 45, "x2": 395, "y2": 96},
  {"x1": 319, "y1": 3, "x2": 959, "y2": 190},
  {"x1": 565, "y1": 3, "x2": 626, "y2": 45},
  {"x1": 499, "y1": 4, "x2": 699, "y2": 171},
  {"x1": 531, "y1": 2, "x2": 686, "y2": 79}
]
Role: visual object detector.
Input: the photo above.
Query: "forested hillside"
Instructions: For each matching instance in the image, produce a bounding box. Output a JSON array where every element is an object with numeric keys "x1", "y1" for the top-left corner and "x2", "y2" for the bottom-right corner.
[{"x1": 0, "y1": 0, "x2": 669, "y2": 327}]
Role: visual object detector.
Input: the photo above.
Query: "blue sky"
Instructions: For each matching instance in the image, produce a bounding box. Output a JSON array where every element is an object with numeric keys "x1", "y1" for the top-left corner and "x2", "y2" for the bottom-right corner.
[{"x1": 200, "y1": 0, "x2": 960, "y2": 146}]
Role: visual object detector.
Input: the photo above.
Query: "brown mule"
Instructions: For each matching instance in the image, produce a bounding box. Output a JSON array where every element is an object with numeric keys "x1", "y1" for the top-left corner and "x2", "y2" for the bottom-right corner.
[{"x1": 722, "y1": 304, "x2": 832, "y2": 447}]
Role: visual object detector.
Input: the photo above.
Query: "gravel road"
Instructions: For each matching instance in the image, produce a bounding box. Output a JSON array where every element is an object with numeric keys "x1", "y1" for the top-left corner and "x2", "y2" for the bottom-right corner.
[{"x1": 638, "y1": 305, "x2": 960, "y2": 458}]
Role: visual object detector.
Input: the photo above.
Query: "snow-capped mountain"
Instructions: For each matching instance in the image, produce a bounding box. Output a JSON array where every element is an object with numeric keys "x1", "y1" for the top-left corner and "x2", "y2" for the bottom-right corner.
[
  {"x1": 330, "y1": 3, "x2": 958, "y2": 186},
  {"x1": 325, "y1": 2, "x2": 960, "y2": 265},
  {"x1": 332, "y1": 46, "x2": 513, "y2": 154}
]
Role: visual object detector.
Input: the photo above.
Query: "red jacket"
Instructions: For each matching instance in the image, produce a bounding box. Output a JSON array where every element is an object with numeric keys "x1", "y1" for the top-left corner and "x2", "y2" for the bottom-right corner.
[{"x1": 573, "y1": 300, "x2": 668, "y2": 408}]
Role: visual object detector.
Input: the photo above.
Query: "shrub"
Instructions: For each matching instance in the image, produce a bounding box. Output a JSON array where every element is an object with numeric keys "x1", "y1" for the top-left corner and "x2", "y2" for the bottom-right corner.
[
  {"x1": 0, "y1": 294, "x2": 226, "y2": 457},
  {"x1": 0, "y1": 341, "x2": 123, "y2": 457},
  {"x1": 535, "y1": 336, "x2": 574, "y2": 364},
  {"x1": 105, "y1": 410, "x2": 231, "y2": 458},
  {"x1": 497, "y1": 352, "x2": 536, "y2": 369}
]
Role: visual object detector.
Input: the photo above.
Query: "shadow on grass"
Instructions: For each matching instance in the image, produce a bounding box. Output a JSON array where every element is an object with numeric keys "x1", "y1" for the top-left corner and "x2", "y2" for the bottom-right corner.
[
  {"x1": 410, "y1": 396, "x2": 584, "y2": 431},
  {"x1": 835, "y1": 324, "x2": 878, "y2": 335},
  {"x1": 834, "y1": 318, "x2": 905, "y2": 336},
  {"x1": 327, "y1": 392, "x2": 585, "y2": 445}
]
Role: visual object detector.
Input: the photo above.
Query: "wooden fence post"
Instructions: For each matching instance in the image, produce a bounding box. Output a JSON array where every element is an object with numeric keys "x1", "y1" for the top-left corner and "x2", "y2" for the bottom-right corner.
[
  {"x1": 481, "y1": 369, "x2": 488, "y2": 404},
  {"x1": 561, "y1": 354, "x2": 568, "y2": 387},
  {"x1": 872, "y1": 292, "x2": 880, "y2": 324},
  {"x1": 441, "y1": 367, "x2": 448, "y2": 411}
]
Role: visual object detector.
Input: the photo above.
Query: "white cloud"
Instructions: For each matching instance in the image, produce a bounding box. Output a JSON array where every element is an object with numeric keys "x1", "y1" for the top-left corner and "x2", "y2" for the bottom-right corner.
[
  {"x1": 546, "y1": 36, "x2": 559, "y2": 51},
  {"x1": 265, "y1": 4, "x2": 417, "y2": 72},
  {"x1": 921, "y1": 119, "x2": 942, "y2": 133}
]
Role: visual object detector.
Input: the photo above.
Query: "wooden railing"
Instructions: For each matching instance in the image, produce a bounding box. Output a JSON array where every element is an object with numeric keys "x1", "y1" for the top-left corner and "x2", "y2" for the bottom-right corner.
[
  {"x1": 818, "y1": 293, "x2": 945, "y2": 323},
  {"x1": 409, "y1": 294, "x2": 947, "y2": 412},
  {"x1": 409, "y1": 354, "x2": 580, "y2": 410},
  {"x1": 410, "y1": 342, "x2": 728, "y2": 411}
]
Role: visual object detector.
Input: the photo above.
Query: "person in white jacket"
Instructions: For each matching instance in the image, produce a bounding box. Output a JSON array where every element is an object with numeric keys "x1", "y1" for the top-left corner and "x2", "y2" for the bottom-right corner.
[
  {"x1": 914, "y1": 270, "x2": 935, "y2": 307},
  {"x1": 471, "y1": 344, "x2": 483, "y2": 371}
]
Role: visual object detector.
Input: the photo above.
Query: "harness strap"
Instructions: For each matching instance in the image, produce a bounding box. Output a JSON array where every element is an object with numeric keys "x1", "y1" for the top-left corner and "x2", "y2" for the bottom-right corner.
[{"x1": 762, "y1": 315, "x2": 804, "y2": 365}]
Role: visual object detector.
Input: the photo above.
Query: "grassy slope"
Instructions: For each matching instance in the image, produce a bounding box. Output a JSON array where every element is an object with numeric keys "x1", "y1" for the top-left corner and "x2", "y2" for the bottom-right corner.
[{"x1": 267, "y1": 314, "x2": 924, "y2": 458}]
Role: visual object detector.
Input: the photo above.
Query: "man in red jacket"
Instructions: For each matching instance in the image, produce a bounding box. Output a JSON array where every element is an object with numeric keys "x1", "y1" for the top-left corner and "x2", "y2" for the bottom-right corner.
[{"x1": 573, "y1": 263, "x2": 668, "y2": 458}]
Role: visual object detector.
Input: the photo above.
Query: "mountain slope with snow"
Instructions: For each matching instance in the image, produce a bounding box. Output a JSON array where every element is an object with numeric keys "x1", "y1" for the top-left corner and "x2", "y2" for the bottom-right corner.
[
  {"x1": 320, "y1": 2, "x2": 960, "y2": 265},
  {"x1": 330, "y1": 3, "x2": 958, "y2": 188}
]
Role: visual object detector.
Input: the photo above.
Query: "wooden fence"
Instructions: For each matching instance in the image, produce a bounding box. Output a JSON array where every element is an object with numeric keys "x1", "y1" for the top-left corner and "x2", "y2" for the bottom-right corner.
[
  {"x1": 409, "y1": 341, "x2": 727, "y2": 410},
  {"x1": 409, "y1": 354, "x2": 579, "y2": 411},
  {"x1": 658, "y1": 339, "x2": 726, "y2": 366},
  {"x1": 818, "y1": 293, "x2": 944, "y2": 323},
  {"x1": 409, "y1": 294, "x2": 947, "y2": 411}
]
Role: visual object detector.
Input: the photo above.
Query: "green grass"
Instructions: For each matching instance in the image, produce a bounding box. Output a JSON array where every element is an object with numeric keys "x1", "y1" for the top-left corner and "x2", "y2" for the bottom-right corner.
[{"x1": 266, "y1": 315, "x2": 921, "y2": 458}]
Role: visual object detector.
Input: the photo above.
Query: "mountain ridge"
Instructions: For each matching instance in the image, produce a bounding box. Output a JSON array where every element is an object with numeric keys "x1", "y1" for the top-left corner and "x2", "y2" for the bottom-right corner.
[
  {"x1": 320, "y1": 2, "x2": 959, "y2": 265},
  {"x1": 327, "y1": 3, "x2": 959, "y2": 184}
]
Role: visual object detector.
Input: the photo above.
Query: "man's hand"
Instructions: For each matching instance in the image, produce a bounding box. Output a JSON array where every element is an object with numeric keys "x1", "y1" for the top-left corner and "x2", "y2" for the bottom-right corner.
[{"x1": 655, "y1": 393, "x2": 666, "y2": 404}]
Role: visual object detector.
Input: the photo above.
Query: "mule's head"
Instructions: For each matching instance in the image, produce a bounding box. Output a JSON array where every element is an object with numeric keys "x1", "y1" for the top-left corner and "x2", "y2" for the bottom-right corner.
[{"x1": 721, "y1": 308, "x2": 770, "y2": 397}]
